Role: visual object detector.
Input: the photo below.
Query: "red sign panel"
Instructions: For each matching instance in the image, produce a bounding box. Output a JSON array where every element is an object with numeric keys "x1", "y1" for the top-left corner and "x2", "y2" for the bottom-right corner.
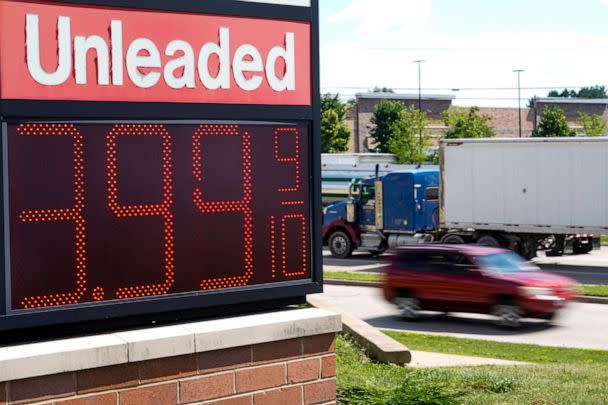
[
  {"x1": 8, "y1": 122, "x2": 311, "y2": 309},
  {"x1": 0, "y1": 1, "x2": 312, "y2": 105}
]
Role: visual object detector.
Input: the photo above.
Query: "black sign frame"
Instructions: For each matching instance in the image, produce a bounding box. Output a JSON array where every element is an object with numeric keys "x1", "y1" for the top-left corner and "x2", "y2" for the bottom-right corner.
[{"x1": 0, "y1": 0, "x2": 322, "y2": 335}]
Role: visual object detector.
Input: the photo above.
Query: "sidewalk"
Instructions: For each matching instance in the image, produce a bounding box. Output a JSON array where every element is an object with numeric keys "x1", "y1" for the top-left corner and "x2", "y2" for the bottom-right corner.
[
  {"x1": 408, "y1": 351, "x2": 528, "y2": 368},
  {"x1": 308, "y1": 293, "x2": 530, "y2": 369}
]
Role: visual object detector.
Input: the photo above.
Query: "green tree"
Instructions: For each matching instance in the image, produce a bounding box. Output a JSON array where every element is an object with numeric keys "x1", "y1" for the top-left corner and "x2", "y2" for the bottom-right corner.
[
  {"x1": 532, "y1": 106, "x2": 575, "y2": 137},
  {"x1": 548, "y1": 89, "x2": 576, "y2": 98},
  {"x1": 442, "y1": 106, "x2": 495, "y2": 139},
  {"x1": 527, "y1": 96, "x2": 538, "y2": 108},
  {"x1": 577, "y1": 85, "x2": 608, "y2": 98},
  {"x1": 547, "y1": 86, "x2": 607, "y2": 99},
  {"x1": 320, "y1": 93, "x2": 351, "y2": 153},
  {"x1": 321, "y1": 93, "x2": 346, "y2": 114},
  {"x1": 369, "y1": 99, "x2": 404, "y2": 152},
  {"x1": 387, "y1": 106, "x2": 430, "y2": 164},
  {"x1": 578, "y1": 113, "x2": 607, "y2": 136},
  {"x1": 372, "y1": 87, "x2": 395, "y2": 93}
]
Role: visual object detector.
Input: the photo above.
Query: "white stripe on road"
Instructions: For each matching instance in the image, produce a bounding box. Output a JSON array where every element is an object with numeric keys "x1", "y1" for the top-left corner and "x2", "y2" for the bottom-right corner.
[
  {"x1": 238, "y1": 0, "x2": 311, "y2": 7},
  {"x1": 324, "y1": 264, "x2": 388, "y2": 272}
]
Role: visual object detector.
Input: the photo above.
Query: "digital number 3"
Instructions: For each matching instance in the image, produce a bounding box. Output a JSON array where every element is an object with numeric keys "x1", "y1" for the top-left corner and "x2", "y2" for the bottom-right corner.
[{"x1": 17, "y1": 124, "x2": 87, "y2": 309}]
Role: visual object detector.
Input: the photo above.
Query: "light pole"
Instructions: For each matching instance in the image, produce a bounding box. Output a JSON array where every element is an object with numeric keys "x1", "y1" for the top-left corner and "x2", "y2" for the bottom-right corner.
[
  {"x1": 414, "y1": 60, "x2": 425, "y2": 144},
  {"x1": 513, "y1": 69, "x2": 525, "y2": 138}
]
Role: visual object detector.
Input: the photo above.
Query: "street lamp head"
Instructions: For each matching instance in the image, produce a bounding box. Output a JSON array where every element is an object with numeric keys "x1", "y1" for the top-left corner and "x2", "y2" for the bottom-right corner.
[
  {"x1": 513, "y1": 69, "x2": 525, "y2": 73},
  {"x1": 413, "y1": 59, "x2": 426, "y2": 64}
]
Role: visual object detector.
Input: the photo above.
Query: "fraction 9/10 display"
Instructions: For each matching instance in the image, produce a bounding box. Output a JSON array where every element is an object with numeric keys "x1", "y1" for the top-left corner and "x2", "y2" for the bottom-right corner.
[{"x1": 7, "y1": 122, "x2": 310, "y2": 310}]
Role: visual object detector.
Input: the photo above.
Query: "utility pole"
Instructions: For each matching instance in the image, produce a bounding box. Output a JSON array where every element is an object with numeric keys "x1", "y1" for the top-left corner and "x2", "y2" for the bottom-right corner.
[
  {"x1": 513, "y1": 69, "x2": 525, "y2": 138},
  {"x1": 414, "y1": 60, "x2": 425, "y2": 145}
]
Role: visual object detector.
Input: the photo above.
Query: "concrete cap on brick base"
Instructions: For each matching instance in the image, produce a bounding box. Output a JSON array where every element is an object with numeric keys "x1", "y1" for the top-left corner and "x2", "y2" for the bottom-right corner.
[{"x1": 0, "y1": 308, "x2": 341, "y2": 383}]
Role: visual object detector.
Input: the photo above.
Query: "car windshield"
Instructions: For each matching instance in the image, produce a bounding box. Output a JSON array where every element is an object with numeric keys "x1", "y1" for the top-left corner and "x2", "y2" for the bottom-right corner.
[{"x1": 475, "y1": 252, "x2": 539, "y2": 274}]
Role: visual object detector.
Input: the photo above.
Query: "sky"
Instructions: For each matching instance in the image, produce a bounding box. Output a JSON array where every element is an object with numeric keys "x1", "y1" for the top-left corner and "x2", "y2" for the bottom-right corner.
[{"x1": 319, "y1": 0, "x2": 608, "y2": 107}]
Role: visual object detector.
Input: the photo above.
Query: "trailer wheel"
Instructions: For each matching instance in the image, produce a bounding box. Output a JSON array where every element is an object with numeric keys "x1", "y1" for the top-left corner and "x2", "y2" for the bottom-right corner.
[
  {"x1": 518, "y1": 239, "x2": 538, "y2": 260},
  {"x1": 442, "y1": 234, "x2": 465, "y2": 244},
  {"x1": 328, "y1": 231, "x2": 353, "y2": 259},
  {"x1": 545, "y1": 235, "x2": 565, "y2": 257},
  {"x1": 573, "y1": 238, "x2": 594, "y2": 255},
  {"x1": 477, "y1": 235, "x2": 502, "y2": 247}
]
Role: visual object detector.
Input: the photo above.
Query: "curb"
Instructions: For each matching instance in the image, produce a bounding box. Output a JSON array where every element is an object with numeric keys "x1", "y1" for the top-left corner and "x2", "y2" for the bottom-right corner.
[
  {"x1": 578, "y1": 296, "x2": 608, "y2": 304},
  {"x1": 324, "y1": 279, "x2": 382, "y2": 288},
  {"x1": 325, "y1": 278, "x2": 608, "y2": 305},
  {"x1": 307, "y1": 294, "x2": 411, "y2": 365}
]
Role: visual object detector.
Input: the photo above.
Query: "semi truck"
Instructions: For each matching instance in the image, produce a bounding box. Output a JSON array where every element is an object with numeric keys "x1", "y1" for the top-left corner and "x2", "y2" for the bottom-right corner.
[
  {"x1": 321, "y1": 153, "x2": 437, "y2": 205},
  {"x1": 322, "y1": 138, "x2": 605, "y2": 259}
]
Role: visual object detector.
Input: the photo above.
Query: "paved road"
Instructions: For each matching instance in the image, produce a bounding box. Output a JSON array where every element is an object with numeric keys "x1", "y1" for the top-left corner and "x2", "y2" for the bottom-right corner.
[
  {"x1": 320, "y1": 284, "x2": 608, "y2": 350},
  {"x1": 324, "y1": 247, "x2": 608, "y2": 285}
]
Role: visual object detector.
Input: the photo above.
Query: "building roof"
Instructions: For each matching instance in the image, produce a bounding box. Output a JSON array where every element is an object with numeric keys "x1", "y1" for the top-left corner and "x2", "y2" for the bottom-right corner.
[
  {"x1": 356, "y1": 92, "x2": 456, "y2": 101},
  {"x1": 535, "y1": 97, "x2": 608, "y2": 105},
  {"x1": 388, "y1": 168, "x2": 439, "y2": 176}
]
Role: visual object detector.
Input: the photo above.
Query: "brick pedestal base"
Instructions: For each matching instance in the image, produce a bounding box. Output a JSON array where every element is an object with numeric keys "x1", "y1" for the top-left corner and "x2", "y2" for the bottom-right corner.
[{"x1": 0, "y1": 309, "x2": 341, "y2": 405}]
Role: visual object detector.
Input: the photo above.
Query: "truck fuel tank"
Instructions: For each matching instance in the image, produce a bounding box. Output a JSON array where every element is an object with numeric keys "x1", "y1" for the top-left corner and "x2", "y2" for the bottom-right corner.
[{"x1": 388, "y1": 234, "x2": 434, "y2": 249}]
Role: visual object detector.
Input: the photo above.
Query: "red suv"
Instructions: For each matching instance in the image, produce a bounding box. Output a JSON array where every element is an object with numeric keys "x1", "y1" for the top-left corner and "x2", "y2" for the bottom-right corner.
[{"x1": 383, "y1": 245, "x2": 579, "y2": 328}]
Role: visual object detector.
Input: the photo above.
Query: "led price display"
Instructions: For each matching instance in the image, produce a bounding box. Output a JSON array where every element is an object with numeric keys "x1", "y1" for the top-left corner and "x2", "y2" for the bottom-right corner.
[{"x1": 7, "y1": 122, "x2": 311, "y2": 310}]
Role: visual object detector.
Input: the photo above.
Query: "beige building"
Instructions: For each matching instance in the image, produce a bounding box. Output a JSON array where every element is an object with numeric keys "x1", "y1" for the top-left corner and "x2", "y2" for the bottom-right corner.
[
  {"x1": 345, "y1": 92, "x2": 608, "y2": 152},
  {"x1": 533, "y1": 97, "x2": 608, "y2": 129}
]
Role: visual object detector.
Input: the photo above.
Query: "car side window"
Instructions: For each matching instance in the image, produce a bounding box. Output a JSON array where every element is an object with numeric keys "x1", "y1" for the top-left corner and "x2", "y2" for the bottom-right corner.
[
  {"x1": 447, "y1": 253, "x2": 475, "y2": 274},
  {"x1": 427, "y1": 252, "x2": 471, "y2": 275},
  {"x1": 427, "y1": 253, "x2": 451, "y2": 273},
  {"x1": 396, "y1": 252, "x2": 427, "y2": 271}
]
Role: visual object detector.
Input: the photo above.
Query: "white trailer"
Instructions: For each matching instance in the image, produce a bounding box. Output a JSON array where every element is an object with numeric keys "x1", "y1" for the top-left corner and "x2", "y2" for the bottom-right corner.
[{"x1": 440, "y1": 138, "x2": 606, "y2": 258}]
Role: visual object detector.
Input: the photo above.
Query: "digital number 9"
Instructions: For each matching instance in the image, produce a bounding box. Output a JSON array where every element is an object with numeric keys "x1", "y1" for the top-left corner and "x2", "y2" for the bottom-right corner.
[
  {"x1": 192, "y1": 125, "x2": 254, "y2": 290},
  {"x1": 106, "y1": 124, "x2": 176, "y2": 299}
]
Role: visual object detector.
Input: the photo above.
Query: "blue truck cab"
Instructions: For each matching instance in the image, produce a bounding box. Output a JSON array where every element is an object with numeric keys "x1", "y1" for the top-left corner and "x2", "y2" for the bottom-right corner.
[{"x1": 322, "y1": 169, "x2": 440, "y2": 258}]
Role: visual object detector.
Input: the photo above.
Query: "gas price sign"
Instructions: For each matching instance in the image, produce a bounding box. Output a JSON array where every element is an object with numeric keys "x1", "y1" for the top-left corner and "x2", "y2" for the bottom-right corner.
[{"x1": 0, "y1": 0, "x2": 321, "y2": 332}]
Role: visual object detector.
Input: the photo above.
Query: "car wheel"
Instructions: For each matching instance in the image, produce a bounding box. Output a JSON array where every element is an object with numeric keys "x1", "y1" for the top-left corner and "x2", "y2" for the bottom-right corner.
[
  {"x1": 492, "y1": 303, "x2": 523, "y2": 329},
  {"x1": 394, "y1": 296, "x2": 421, "y2": 320},
  {"x1": 328, "y1": 231, "x2": 353, "y2": 259}
]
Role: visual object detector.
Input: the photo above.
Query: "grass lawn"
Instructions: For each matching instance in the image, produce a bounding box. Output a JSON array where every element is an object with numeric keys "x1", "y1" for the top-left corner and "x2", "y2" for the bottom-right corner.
[
  {"x1": 324, "y1": 271, "x2": 382, "y2": 283},
  {"x1": 384, "y1": 331, "x2": 608, "y2": 364},
  {"x1": 337, "y1": 334, "x2": 608, "y2": 404},
  {"x1": 581, "y1": 284, "x2": 608, "y2": 297},
  {"x1": 325, "y1": 271, "x2": 608, "y2": 298}
]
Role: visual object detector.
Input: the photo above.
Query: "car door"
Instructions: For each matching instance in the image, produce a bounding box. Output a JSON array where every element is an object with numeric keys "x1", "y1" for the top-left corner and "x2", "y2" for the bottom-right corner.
[
  {"x1": 391, "y1": 251, "x2": 428, "y2": 297},
  {"x1": 424, "y1": 252, "x2": 490, "y2": 311}
]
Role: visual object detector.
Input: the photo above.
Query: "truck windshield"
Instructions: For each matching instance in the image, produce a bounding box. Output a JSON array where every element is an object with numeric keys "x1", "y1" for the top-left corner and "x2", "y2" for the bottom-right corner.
[
  {"x1": 361, "y1": 184, "x2": 375, "y2": 204},
  {"x1": 475, "y1": 253, "x2": 539, "y2": 274}
]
